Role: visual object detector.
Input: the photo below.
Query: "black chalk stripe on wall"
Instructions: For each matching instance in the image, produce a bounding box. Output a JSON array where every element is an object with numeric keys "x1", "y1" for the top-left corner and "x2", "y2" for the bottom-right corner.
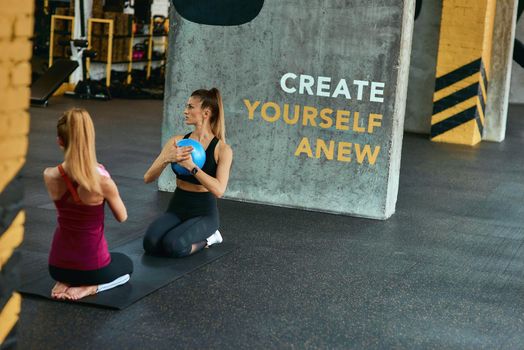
[
  {"x1": 431, "y1": 96, "x2": 486, "y2": 138},
  {"x1": 476, "y1": 88, "x2": 486, "y2": 136},
  {"x1": 478, "y1": 88, "x2": 486, "y2": 116},
  {"x1": 431, "y1": 58, "x2": 489, "y2": 138},
  {"x1": 480, "y1": 60, "x2": 488, "y2": 97},
  {"x1": 431, "y1": 97, "x2": 486, "y2": 138},
  {"x1": 434, "y1": 58, "x2": 482, "y2": 91},
  {"x1": 431, "y1": 106, "x2": 478, "y2": 138},
  {"x1": 431, "y1": 79, "x2": 487, "y2": 134},
  {"x1": 432, "y1": 82, "x2": 480, "y2": 115}
]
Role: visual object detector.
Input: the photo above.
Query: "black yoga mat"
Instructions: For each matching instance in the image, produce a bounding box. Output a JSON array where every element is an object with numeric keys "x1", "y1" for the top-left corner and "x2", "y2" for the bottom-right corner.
[{"x1": 18, "y1": 238, "x2": 235, "y2": 310}]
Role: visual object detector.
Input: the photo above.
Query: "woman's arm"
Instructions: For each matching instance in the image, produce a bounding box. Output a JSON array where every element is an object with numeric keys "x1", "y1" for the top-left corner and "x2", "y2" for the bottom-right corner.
[
  {"x1": 179, "y1": 142, "x2": 233, "y2": 198},
  {"x1": 101, "y1": 176, "x2": 127, "y2": 222},
  {"x1": 143, "y1": 136, "x2": 193, "y2": 183}
]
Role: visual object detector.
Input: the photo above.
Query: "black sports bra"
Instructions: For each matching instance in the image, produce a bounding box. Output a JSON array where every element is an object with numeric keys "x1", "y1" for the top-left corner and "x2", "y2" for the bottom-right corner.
[{"x1": 174, "y1": 133, "x2": 219, "y2": 184}]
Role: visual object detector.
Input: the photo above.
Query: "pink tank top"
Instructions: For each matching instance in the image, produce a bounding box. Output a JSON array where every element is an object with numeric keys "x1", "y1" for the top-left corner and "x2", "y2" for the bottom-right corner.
[{"x1": 48, "y1": 165, "x2": 111, "y2": 270}]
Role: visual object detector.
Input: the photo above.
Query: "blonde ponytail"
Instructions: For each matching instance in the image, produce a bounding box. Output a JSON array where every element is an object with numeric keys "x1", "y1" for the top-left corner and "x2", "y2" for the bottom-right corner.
[{"x1": 57, "y1": 108, "x2": 101, "y2": 194}]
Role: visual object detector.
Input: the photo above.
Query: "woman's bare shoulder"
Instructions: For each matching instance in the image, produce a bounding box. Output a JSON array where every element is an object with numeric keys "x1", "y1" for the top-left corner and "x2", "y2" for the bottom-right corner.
[
  {"x1": 99, "y1": 171, "x2": 115, "y2": 187},
  {"x1": 218, "y1": 140, "x2": 232, "y2": 154},
  {"x1": 215, "y1": 140, "x2": 233, "y2": 163},
  {"x1": 43, "y1": 166, "x2": 60, "y2": 183}
]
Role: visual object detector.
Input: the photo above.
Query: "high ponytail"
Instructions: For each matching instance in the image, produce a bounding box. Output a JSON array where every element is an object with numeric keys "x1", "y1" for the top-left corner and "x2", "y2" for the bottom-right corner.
[
  {"x1": 209, "y1": 88, "x2": 225, "y2": 141},
  {"x1": 57, "y1": 108, "x2": 101, "y2": 194},
  {"x1": 191, "y1": 87, "x2": 226, "y2": 141}
]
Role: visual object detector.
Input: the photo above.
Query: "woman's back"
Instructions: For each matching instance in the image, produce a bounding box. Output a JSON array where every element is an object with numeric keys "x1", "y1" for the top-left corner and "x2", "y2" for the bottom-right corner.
[{"x1": 47, "y1": 164, "x2": 110, "y2": 270}]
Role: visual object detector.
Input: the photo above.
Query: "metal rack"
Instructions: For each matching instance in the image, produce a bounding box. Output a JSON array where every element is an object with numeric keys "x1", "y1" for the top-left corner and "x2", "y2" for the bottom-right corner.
[
  {"x1": 48, "y1": 15, "x2": 168, "y2": 88},
  {"x1": 48, "y1": 14, "x2": 75, "y2": 67},
  {"x1": 87, "y1": 18, "x2": 114, "y2": 87},
  {"x1": 87, "y1": 17, "x2": 168, "y2": 85}
]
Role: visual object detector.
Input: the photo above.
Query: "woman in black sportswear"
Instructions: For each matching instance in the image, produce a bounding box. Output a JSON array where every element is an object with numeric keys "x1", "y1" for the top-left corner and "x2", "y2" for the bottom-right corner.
[{"x1": 143, "y1": 88, "x2": 233, "y2": 257}]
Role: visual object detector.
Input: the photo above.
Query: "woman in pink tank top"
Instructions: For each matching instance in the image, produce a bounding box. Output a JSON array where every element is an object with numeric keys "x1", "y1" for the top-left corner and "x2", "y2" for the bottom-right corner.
[{"x1": 44, "y1": 108, "x2": 133, "y2": 301}]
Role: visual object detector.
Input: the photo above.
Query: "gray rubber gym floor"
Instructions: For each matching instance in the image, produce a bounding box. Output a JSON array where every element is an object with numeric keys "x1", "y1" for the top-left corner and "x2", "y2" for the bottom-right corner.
[{"x1": 18, "y1": 97, "x2": 524, "y2": 349}]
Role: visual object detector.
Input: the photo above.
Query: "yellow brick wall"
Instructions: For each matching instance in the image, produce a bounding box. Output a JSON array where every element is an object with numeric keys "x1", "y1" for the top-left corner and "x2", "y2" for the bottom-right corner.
[{"x1": 0, "y1": 0, "x2": 33, "y2": 345}]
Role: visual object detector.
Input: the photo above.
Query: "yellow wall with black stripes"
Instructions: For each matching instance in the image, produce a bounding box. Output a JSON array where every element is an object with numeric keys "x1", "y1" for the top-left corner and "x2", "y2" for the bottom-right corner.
[
  {"x1": 0, "y1": 0, "x2": 33, "y2": 346},
  {"x1": 431, "y1": 0, "x2": 497, "y2": 145}
]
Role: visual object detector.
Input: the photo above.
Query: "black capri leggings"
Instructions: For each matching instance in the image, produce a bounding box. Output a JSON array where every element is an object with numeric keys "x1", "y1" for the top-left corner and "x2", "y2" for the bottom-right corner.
[
  {"x1": 49, "y1": 252, "x2": 133, "y2": 286},
  {"x1": 143, "y1": 188, "x2": 219, "y2": 258}
]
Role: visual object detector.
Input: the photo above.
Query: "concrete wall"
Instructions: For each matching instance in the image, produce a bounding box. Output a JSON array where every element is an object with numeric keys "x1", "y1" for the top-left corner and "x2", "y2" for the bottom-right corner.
[
  {"x1": 161, "y1": 0, "x2": 415, "y2": 219},
  {"x1": 404, "y1": 0, "x2": 441, "y2": 134},
  {"x1": 483, "y1": 0, "x2": 518, "y2": 141},
  {"x1": 510, "y1": 17, "x2": 524, "y2": 103}
]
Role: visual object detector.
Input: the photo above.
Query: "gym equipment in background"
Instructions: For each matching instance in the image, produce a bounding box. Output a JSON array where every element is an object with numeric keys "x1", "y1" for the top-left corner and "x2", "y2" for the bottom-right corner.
[
  {"x1": 71, "y1": 39, "x2": 111, "y2": 100},
  {"x1": 132, "y1": 41, "x2": 148, "y2": 61},
  {"x1": 30, "y1": 59, "x2": 79, "y2": 107},
  {"x1": 152, "y1": 15, "x2": 168, "y2": 35}
]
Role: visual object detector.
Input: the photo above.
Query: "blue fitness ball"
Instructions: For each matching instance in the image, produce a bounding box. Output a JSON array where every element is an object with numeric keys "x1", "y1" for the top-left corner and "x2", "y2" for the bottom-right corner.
[{"x1": 171, "y1": 138, "x2": 206, "y2": 176}]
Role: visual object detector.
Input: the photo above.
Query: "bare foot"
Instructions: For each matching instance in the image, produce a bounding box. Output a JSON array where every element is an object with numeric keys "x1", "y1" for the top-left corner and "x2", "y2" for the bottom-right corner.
[
  {"x1": 63, "y1": 285, "x2": 98, "y2": 300},
  {"x1": 51, "y1": 282, "x2": 70, "y2": 299}
]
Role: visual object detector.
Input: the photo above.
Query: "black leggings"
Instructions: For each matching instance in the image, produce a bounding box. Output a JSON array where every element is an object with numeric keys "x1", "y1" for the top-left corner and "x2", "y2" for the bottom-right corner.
[
  {"x1": 143, "y1": 189, "x2": 219, "y2": 258},
  {"x1": 49, "y1": 252, "x2": 133, "y2": 286}
]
